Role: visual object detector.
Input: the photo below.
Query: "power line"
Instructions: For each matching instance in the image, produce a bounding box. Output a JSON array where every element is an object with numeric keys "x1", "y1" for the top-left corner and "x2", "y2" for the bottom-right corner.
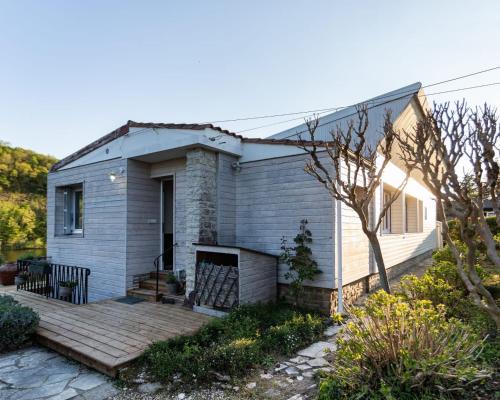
[
  {"x1": 204, "y1": 66, "x2": 500, "y2": 125},
  {"x1": 264, "y1": 81, "x2": 500, "y2": 140}
]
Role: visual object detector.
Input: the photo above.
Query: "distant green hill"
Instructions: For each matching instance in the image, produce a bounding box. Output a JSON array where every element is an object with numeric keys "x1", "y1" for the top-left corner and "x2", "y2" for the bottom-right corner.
[{"x1": 0, "y1": 141, "x2": 57, "y2": 250}]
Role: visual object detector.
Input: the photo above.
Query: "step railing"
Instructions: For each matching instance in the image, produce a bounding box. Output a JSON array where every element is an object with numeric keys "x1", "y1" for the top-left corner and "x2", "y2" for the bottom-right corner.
[
  {"x1": 153, "y1": 245, "x2": 175, "y2": 300},
  {"x1": 17, "y1": 258, "x2": 91, "y2": 304}
]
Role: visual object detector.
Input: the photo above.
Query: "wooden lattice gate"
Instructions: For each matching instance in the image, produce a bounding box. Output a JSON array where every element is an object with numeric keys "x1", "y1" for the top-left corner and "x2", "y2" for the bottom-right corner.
[{"x1": 195, "y1": 262, "x2": 239, "y2": 310}]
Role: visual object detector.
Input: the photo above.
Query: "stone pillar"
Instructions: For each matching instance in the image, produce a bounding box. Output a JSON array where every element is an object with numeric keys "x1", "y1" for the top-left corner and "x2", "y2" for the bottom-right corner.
[{"x1": 185, "y1": 148, "x2": 217, "y2": 295}]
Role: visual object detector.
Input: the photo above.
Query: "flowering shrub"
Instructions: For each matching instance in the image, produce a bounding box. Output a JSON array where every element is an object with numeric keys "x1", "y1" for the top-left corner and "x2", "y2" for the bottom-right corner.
[
  {"x1": 398, "y1": 262, "x2": 493, "y2": 335},
  {"x1": 318, "y1": 291, "x2": 489, "y2": 399},
  {"x1": 264, "y1": 313, "x2": 325, "y2": 355}
]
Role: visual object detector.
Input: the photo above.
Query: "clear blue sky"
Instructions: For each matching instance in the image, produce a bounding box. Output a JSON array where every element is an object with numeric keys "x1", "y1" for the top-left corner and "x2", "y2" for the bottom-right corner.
[{"x1": 1, "y1": 1, "x2": 499, "y2": 159}]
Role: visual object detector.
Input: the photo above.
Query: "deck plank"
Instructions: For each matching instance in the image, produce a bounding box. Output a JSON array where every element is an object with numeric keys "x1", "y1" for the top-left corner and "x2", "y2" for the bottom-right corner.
[{"x1": 2, "y1": 289, "x2": 211, "y2": 376}]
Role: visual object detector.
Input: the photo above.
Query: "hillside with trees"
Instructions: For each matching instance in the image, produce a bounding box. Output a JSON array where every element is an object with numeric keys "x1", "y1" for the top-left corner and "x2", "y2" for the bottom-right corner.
[{"x1": 0, "y1": 141, "x2": 57, "y2": 249}]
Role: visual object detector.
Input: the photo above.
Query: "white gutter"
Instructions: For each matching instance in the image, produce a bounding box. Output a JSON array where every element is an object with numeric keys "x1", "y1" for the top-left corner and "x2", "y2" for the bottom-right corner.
[{"x1": 336, "y1": 192, "x2": 343, "y2": 314}]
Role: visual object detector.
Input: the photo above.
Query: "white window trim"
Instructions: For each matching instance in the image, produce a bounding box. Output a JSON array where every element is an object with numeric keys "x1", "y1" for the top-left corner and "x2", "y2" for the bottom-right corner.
[{"x1": 382, "y1": 190, "x2": 392, "y2": 234}]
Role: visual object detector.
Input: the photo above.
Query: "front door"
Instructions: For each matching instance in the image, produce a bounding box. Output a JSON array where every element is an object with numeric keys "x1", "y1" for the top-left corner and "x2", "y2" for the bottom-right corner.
[{"x1": 162, "y1": 178, "x2": 174, "y2": 270}]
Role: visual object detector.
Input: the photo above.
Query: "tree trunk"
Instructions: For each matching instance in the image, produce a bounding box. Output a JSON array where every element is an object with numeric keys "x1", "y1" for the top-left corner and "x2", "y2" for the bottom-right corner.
[
  {"x1": 438, "y1": 206, "x2": 500, "y2": 331},
  {"x1": 366, "y1": 232, "x2": 391, "y2": 293}
]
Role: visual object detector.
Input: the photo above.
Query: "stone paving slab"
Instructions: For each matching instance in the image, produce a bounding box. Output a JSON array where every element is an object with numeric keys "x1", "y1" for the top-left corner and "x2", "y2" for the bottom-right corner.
[{"x1": 0, "y1": 346, "x2": 117, "y2": 400}]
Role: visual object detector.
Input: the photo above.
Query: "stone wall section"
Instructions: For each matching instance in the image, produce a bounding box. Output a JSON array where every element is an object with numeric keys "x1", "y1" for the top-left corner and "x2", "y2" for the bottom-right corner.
[
  {"x1": 185, "y1": 148, "x2": 218, "y2": 294},
  {"x1": 278, "y1": 250, "x2": 433, "y2": 314}
]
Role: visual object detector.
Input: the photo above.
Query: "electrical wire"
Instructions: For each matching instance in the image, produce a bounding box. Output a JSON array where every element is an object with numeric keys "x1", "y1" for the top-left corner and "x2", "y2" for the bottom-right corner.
[
  {"x1": 204, "y1": 66, "x2": 500, "y2": 125},
  {"x1": 238, "y1": 81, "x2": 500, "y2": 136}
]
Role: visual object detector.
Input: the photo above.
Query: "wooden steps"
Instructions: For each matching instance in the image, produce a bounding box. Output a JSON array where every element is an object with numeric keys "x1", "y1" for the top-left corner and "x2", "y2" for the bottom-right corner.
[
  {"x1": 128, "y1": 271, "x2": 180, "y2": 303},
  {"x1": 126, "y1": 288, "x2": 162, "y2": 302}
]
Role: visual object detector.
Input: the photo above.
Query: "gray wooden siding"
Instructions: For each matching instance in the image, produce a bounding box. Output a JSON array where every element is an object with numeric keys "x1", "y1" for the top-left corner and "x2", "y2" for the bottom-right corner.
[
  {"x1": 239, "y1": 250, "x2": 277, "y2": 304},
  {"x1": 235, "y1": 153, "x2": 335, "y2": 289},
  {"x1": 125, "y1": 160, "x2": 161, "y2": 288},
  {"x1": 217, "y1": 154, "x2": 237, "y2": 246},
  {"x1": 47, "y1": 158, "x2": 128, "y2": 302},
  {"x1": 149, "y1": 158, "x2": 187, "y2": 272}
]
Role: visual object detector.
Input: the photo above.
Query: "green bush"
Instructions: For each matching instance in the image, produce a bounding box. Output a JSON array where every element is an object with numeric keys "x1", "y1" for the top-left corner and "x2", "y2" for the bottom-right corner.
[
  {"x1": 0, "y1": 295, "x2": 39, "y2": 351},
  {"x1": 318, "y1": 291, "x2": 489, "y2": 400},
  {"x1": 264, "y1": 313, "x2": 324, "y2": 355},
  {"x1": 399, "y1": 261, "x2": 493, "y2": 335},
  {"x1": 142, "y1": 302, "x2": 325, "y2": 382},
  {"x1": 447, "y1": 216, "x2": 498, "y2": 242},
  {"x1": 211, "y1": 338, "x2": 263, "y2": 376},
  {"x1": 0, "y1": 254, "x2": 5, "y2": 265}
]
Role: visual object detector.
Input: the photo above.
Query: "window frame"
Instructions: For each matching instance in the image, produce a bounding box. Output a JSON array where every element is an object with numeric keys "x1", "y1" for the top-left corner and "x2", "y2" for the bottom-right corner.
[
  {"x1": 382, "y1": 190, "x2": 392, "y2": 234},
  {"x1": 58, "y1": 183, "x2": 84, "y2": 237}
]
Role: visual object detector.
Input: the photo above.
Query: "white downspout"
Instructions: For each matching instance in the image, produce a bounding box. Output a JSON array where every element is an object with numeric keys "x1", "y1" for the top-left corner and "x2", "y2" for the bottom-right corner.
[{"x1": 336, "y1": 192, "x2": 343, "y2": 314}]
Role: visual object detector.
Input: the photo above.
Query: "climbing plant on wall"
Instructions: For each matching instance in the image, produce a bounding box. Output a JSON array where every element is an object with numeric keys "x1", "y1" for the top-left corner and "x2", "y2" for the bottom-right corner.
[{"x1": 280, "y1": 219, "x2": 321, "y2": 302}]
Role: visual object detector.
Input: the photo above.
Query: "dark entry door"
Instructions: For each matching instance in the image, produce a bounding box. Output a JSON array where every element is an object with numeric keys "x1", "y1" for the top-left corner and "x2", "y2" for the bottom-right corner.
[{"x1": 162, "y1": 179, "x2": 174, "y2": 270}]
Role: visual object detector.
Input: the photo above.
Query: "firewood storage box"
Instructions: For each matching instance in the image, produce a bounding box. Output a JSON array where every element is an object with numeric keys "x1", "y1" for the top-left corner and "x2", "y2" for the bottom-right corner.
[{"x1": 193, "y1": 244, "x2": 278, "y2": 315}]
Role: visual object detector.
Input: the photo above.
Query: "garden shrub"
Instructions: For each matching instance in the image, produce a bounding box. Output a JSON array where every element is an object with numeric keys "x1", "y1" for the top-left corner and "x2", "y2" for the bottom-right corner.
[
  {"x1": 447, "y1": 216, "x2": 498, "y2": 242},
  {"x1": 264, "y1": 313, "x2": 325, "y2": 355},
  {"x1": 211, "y1": 338, "x2": 263, "y2": 376},
  {"x1": 142, "y1": 302, "x2": 325, "y2": 382},
  {"x1": 398, "y1": 267, "x2": 493, "y2": 336},
  {"x1": 318, "y1": 291, "x2": 489, "y2": 400},
  {"x1": 0, "y1": 294, "x2": 39, "y2": 351}
]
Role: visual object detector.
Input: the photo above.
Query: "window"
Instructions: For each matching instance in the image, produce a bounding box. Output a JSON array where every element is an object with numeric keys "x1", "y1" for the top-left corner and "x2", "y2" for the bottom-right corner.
[
  {"x1": 56, "y1": 183, "x2": 84, "y2": 235},
  {"x1": 73, "y1": 189, "x2": 83, "y2": 232},
  {"x1": 382, "y1": 184, "x2": 404, "y2": 234},
  {"x1": 404, "y1": 193, "x2": 423, "y2": 233},
  {"x1": 382, "y1": 190, "x2": 392, "y2": 233}
]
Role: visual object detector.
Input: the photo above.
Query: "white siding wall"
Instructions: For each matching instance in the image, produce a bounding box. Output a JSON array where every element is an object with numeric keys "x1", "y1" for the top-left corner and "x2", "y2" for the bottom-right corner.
[
  {"x1": 150, "y1": 158, "x2": 187, "y2": 272},
  {"x1": 239, "y1": 250, "x2": 277, "y2": 304},
  {"x1": 126, "y1": 159, "x2": 161, "y2": 287},
  {"x1": 47, "y1": 158, "x2": 128, "y2": 301},
  {"x1": 375, "y1": 160, "x2": 437, "y2": 276},
  {"x1": 341, "y1": 201, "x2": 371, "y2": 285},
  {"x1": 235, "y1": 153, "x2": 335, "y2": 289},
  {"x1": 217, "y1": 154, "x2": 237, "y2": 245}
]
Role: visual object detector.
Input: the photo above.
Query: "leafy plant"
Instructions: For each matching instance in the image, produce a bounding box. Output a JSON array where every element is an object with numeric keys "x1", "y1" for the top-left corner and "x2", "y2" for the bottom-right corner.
[
  {"x1": 264, "y1": 313, "x2": 325, "y2": 355},
  {"x1": 165, "y1": 273, "x2": 177, "y2": 284},
  {"x1": 142, "y1": 302, "x2": 325, "y2": 382},
  {"x1": 0, "y1": 294, "x2": 39, "y2": 351},
  {"x1": 0, "y1": 254, "x2": 5, "y2": 265},
  {"x1": 280, "y1": 219, "x2": 321, "y2": 301},
  {"x1": 211, "y1": 338, "x2": 263, "y2": 376},
  {"x1": 318, "y1": 291, "x2": 490, "y2": 399}
]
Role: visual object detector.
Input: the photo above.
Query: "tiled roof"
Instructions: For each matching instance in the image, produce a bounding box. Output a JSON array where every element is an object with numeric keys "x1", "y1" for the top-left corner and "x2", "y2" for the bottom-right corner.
[{"x1": 50, "y1": 120, "x2": 241, "y2": 171}]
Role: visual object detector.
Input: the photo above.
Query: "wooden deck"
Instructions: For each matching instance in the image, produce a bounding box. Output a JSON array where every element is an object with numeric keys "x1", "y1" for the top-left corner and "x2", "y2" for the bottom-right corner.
[{"x1": 0, "y1": 287, "x2": 211, "y2": 376}]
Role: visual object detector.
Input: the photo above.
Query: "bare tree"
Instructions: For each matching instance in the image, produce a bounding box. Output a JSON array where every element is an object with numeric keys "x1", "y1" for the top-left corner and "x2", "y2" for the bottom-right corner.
[
  {"x1": 397, "y1": 101, "x2": 500, "y2": 329},
  {"x1": 298, "y1": 106, "x2": 409, "y2": 293}
]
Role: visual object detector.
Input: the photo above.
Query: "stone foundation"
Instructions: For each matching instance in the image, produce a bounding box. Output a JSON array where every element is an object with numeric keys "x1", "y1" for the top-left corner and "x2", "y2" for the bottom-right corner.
[{"x1": 278, "y1": 250, "x2": 434, "y2": 314}]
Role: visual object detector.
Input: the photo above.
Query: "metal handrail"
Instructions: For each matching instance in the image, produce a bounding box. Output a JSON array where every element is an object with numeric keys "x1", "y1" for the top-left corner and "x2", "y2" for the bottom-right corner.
[
  {"x1": 153, "y1": 244, "x2": 176, "y2": 300},
  {"x1": 17, "y1": 259, "x2": 91, "y2": 304}
]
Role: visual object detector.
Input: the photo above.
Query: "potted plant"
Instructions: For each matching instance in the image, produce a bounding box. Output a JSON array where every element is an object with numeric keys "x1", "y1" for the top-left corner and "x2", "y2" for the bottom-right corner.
[
  {"x1": 15, "y1": 271, "x2": 29, "y2": 286},
  {"x1": 164, "y1": 273, "x2": 177, "y2": 295},
  {"x1": 59, "y1": 280, "x2": 77, "y2": 297}
]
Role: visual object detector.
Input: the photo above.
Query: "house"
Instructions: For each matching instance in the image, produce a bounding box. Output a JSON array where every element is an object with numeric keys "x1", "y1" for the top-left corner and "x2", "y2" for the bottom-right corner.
[{"x1": 46, "y1": 82, "x2": 438, "y2": 313}]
